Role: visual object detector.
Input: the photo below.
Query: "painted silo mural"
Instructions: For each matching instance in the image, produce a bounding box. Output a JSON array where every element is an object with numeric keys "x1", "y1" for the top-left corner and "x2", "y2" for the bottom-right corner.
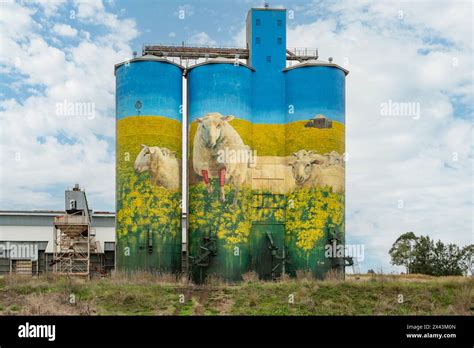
[
  {"x1": 187, "y1": 60, "x2": 254, "y2": 282},
  {"x1": 187, "y1": 8, "x2": 347, "y2": 282},
  {"x1": 284, "y1": 63, "x2": 347, "y2": 279},
  {"x1": 114, "y1": 6, "x2": 348, "y2": 282},
  {"x1": 115, "y1": 56, "x2": 183, "y2": 273}
]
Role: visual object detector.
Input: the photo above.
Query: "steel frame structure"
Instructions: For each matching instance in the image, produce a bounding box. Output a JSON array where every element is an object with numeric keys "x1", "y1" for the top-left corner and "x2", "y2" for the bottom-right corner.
[{"x1": 52, "y1": 214, "x2": 95, "y2": 277}]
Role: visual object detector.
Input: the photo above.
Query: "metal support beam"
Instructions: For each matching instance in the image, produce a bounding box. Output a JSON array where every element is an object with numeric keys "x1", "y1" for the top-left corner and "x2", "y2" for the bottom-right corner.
[{"x1": 143, "y1": 45, "x2": 318, "y2": 61}]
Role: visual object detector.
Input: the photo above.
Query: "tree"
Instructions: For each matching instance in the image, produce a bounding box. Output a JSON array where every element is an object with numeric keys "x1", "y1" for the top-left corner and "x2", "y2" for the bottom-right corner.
[
  {"x1": 432, "y1": 240, "x2": 447, "y2": 276},
  {"x1": 389, "y1": 232, "x2": 417, "y2": 273},
  {"x1": 410, "y1": 235, "x2": 435, "y2": 275},
  {"x1": 390, "y1": 233, "x2": 472, "y2": 276},
  {"x1": 460, "y1": 244, "x2": 474, "y2": 275},
  {"x1": 443, "y1": 243, "x2": 465, "y2": 276}
]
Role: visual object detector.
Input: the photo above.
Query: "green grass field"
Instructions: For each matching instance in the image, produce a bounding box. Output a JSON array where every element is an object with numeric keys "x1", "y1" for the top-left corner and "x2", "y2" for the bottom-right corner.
[{"x1": 0, "y1": 273, "x2": 471, "y2": 315}]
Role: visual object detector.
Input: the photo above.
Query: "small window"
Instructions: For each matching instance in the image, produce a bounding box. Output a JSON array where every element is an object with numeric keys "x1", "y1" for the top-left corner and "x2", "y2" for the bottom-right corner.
[
  {"x1": 277, "y1": 37, "x2": 282, "y2": 45},
  {"x1": 256, "y1": 37, "x2": 261, "y2": 44},
  {"x1": 277, "y1": 19, "x2": 282, "y2": 27},
  {"x1": 266, "y1": 56, "x2": 271, "y2": 62},
  {"x1": 256, "y1": 19, "x2": 261, "y2": 26}
]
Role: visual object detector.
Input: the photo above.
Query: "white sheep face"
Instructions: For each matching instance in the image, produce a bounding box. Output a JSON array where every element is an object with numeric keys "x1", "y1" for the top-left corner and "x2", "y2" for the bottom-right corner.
[
  {"x1": 197, "y1": 112, "x2": 234, "y2": 148},
  {"x1": 134, "y1": 145, "x2": 151, "y2": 173},
  {"x1": 289, "y1": 155, "x2": 321, "y2": 185}
]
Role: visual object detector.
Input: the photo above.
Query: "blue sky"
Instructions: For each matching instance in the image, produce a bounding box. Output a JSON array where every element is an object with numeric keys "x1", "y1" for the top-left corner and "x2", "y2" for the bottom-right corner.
[
  {"x1": 0, "y1": 0, "x2": 472, "y2": 273},
  {"x1": 114, "y1": 0, "x2": 323, "y2": 50}
]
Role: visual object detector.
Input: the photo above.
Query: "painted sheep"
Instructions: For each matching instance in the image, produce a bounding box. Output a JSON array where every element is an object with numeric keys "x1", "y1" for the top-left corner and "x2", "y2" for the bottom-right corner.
[
  {"x1": 289, "y1": 150, "x2": 344, "y2": 192},
  {"x1": 192, "y1": 112, "x2": 249, "y2": 205},
  {"x1": 134, "y1": 144, "x2": 180, "y2": 190}
]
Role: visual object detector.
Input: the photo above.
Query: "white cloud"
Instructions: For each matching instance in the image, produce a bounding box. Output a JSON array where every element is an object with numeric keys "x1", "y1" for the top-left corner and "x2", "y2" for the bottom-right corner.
[
  {"x1": 232, "y1": 25, "x2": 246, "y2": 47},
  {"x1": 0, "y1": 0, "x2": 138, "y2": 211},
  {"x1": 31, "y1": 0, "x2": 67, "y2": 17},
  {"x1": 188, "y1": 32, "x2": 217, "y2": 46},
  {"x1": 52, "y1": 23, "x2": 78, "y2": 37}
]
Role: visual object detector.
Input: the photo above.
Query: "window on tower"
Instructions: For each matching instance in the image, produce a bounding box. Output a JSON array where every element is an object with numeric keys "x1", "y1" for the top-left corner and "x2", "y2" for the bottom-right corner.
[
  {"x1": 256, "y1": 37, "x2": 261, "y2": 44},
  {"x1": 277, "y1": 19, "x2": 282, "y2": 27},
  {"x1": 277, "y1": 37, "x2": 282, "y2": 45},
  {"x1": 256, "y1": 18, "x2": 261, "y2": 26}
]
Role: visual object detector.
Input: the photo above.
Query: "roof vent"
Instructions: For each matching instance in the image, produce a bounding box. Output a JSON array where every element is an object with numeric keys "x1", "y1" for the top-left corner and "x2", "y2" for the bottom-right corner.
[
  {"x1": 328, "y1": 57, "x2": 333, "y2": 63},
  {"x1": 264, "y1": 2, "x2": 269, "y2": 8}
]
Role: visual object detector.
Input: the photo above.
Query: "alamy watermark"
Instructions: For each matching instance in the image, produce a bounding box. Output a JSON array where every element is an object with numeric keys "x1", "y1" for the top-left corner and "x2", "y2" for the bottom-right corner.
[
  {"x1": 55, "y1": 99, "x2": 95, "y2": 119},
  {"x1": 0, "y1": 242, "x2": 38, "y2": 260},
  {"x1": 380, "y1": 99, "x2": 420, "y2": 120},
  {"x1": 325, "y1": 241, "x2": 365, "y2": 262},
  {"x1": 216, "y1": 147, "x2": 257, "y2": 167},
  {"x1": 18, "y1": 322, "x2": 55, "y2": 342}
]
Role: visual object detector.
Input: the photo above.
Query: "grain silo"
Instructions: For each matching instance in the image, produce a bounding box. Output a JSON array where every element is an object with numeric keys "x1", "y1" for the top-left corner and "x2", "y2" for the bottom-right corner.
[
  {"x1": 116, "y1": 5, "x2": 349, "y2": 282},
  {"x1": 284, "y1": 60, "x2": 348, "y2": 278},
  {"x1": 115, "y1": 55, "x2": 183, "y2": 273},
  {"x1": 186, "y1": 58, "x2": 253, "y2": 282}
]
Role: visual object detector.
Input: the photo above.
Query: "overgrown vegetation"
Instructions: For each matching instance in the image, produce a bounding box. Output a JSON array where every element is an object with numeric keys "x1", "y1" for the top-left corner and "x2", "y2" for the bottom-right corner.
[{"x1": 0, "y1": 274, "x2": 471, "y2": 316}]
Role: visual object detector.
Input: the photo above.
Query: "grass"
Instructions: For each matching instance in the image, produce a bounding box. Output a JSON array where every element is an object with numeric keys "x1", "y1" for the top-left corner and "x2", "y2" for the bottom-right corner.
[{"x1": 0, "y1": 274, "x2": 471, "y2": 316}]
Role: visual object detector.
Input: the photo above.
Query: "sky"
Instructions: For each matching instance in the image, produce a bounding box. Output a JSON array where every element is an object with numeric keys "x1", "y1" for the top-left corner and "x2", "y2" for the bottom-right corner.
[{"x1": 0, "y1": 0, "x2": 472, "y2": 273}]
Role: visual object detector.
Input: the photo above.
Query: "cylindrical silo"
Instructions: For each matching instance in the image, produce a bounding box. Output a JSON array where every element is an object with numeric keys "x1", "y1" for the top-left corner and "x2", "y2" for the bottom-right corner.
[
  {"x1": 187, "y1": 59, "x2": 253, "y2": 282},
  {"x1": 115, "y1": 55, "x2": 183, "y2": 273},
  {"x1": 284, "y1": 60, "x2": 348, "y2": 279}
]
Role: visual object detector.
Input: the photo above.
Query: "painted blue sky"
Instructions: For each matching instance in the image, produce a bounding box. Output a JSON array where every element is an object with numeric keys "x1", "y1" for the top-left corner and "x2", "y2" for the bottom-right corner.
[{"x1": 0, "y1": 0, "x2": 472, "y2": 273}]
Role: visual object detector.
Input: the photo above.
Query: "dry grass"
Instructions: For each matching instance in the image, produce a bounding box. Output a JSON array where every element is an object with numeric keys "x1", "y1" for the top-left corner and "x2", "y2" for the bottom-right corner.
[
  {"x1": 204, "y1": 274, "x2": 229, "y2": 286},
  {"x1": 241, "y1": 271, "x2": 259, "y2": 283},
  {"x1": 295, "y1": 270, "x2": 314, "y2": 282},
  {"x1": 108, "y1": 270, "x2": 187, "y2": 285},
  {"x1": 0, "y1": 273, "x2": 471, "y2": 316},
  {"x1": 323, "y1": 269, "x2": 344, "y2": 282}
]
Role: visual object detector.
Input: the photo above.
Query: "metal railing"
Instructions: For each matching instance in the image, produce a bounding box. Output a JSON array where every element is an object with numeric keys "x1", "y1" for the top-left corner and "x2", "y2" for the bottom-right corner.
[{"x1": 142, "y1": 43, "x2": 318, "y2": 61}]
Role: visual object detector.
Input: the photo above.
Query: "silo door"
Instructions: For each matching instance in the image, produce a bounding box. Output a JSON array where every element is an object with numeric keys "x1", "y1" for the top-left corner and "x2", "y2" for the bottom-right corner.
[
  {"x1": 250, "y1": 224, "x2": 285, "y2": 280},
  {"x1": 250, "y1": 193, "x2": 287, "y2": 280}
]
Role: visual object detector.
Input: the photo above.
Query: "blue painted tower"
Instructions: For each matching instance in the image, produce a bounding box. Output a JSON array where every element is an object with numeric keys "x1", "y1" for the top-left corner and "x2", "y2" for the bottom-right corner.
[{"x1": 246, "y1": 8, "x2": 287, "y2": 123}]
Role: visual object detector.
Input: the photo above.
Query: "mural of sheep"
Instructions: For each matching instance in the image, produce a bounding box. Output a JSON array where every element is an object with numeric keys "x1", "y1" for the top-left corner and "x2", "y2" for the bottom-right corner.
[
  {"x1": 325, "y1": 150, "x2": 345, "y2": 167},
  {"x1": 134, "y1": 144, "x2": 180, "y2": 189},
  {"x1": 292, "y1": 149, "x2": 344, "y2": 168},
  {"x1": 250, "y1": 156, "x2": 296, "y2": 194},
  {"x1": 192, "y1": 112, "x2": 249, "y2": 205},
  {"x1": 134, "y1": 144, "x2": 156, "y2": 174},
  {"x1": 288, "y1": 150, "x2": 344, "y2": 192}
]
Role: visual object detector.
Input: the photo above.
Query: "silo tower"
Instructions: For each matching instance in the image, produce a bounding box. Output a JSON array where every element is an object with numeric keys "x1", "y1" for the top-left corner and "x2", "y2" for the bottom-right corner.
[{"x1": 116, "y1": 5, "x2": 349, "y2": 282}]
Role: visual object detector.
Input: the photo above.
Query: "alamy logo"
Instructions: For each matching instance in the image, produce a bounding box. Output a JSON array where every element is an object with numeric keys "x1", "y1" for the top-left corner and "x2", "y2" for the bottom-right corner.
[
  {"x1": 380, "y1": 99, "x2": 420, "y2": 120},
  {"x1": 0, "y1": 242, "x2": 38, "y2": 260},
  {"x1": 324, "y1": 241, "x2": 365, "y2": 262},
  {"x1": 55, "y1": 99, "x2": 95, "y2": 119},
  {"x1": 18, "y1": 322, "x2": 56, "y2": 342}
]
